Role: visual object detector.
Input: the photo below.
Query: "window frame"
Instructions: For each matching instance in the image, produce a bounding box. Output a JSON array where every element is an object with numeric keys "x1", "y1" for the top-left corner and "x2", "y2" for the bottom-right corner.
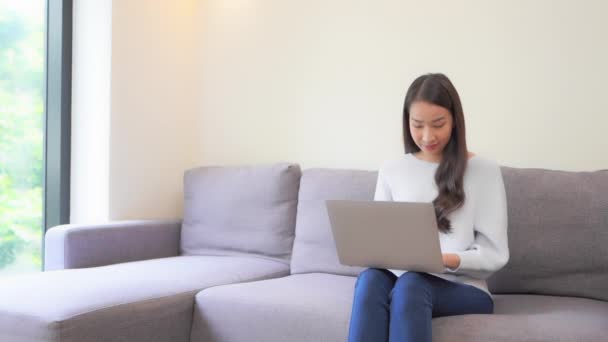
[{"x1": 43, "y1": 0, "x2": 72, "y2": 241}]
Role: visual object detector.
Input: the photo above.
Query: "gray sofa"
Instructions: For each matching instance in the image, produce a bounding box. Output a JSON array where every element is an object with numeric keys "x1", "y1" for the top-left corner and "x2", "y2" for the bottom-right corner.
[{"x1": 0, "y1": 162, "x2": 606, "y2": 341}]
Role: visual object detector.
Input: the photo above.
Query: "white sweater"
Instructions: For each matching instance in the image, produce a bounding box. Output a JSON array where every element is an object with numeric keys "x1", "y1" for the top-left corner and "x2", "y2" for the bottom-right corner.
[{"x1": 375, "y1": 153, "x2": 509, "y2": 296}]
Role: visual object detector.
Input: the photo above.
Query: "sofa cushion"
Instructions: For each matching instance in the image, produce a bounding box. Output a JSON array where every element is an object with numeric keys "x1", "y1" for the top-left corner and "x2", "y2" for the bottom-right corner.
[
  {"x1": 0, "y1": 256, "x2": 289, "y2": 342},
  {"x1": 433, "y1": 294, "x2": 608, "y2": 342},
  {"x1": 181, "y1": 163, "x2": 301, "y2": 263},
  {"x1": 290, "y1": 168, "x2": 376, "y2": 276},
  {"x1": 488, "y1": 167, "x2": 608, "y2": 301},
  {"x1": 191, "y1": 273, "x2": 608, "y2": 342},
  {"x1": 191, "y1": 273, "x2": 356, "y2": 342}
]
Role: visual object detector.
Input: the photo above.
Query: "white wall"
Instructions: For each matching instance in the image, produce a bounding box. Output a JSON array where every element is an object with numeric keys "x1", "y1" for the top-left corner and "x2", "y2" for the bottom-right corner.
[
  {"x1": 71, "y1": 0, "x2": 608, "y2": 222},
  {"x1": 70, "y1": 0, "x2": 112, "y2": 223}
]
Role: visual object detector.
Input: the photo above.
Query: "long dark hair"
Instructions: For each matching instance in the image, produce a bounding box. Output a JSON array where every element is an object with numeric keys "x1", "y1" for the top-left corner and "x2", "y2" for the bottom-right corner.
[{"x1": 402, "y1": 73, "x2": 468, "y2": 234}]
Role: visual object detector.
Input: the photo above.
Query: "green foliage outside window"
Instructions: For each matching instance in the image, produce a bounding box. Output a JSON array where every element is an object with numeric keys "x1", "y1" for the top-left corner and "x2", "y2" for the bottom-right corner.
[{"x1": 0, "y1": 1, "x2": 45, "y2": 274}]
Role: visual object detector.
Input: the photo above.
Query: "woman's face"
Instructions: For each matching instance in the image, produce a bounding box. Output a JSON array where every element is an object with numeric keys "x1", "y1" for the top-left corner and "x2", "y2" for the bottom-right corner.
[{"x1": 409, "y1": 100, "x2": 454, "y2": 160}]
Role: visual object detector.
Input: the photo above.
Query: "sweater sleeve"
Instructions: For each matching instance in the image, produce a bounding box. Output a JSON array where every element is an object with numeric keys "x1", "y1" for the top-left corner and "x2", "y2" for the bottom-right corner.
[
  {"x1": 445, "y1": 163, "x2": 510, "y2": 279},
  {"x1": 374, "y1": 164, "x2": 393, "y2": 201}
]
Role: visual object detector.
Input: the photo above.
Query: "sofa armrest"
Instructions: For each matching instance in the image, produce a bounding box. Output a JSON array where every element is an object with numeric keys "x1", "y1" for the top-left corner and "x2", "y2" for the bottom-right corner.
[{"x1": 44, "y1": 220, "x2": 182, "y2": 270}]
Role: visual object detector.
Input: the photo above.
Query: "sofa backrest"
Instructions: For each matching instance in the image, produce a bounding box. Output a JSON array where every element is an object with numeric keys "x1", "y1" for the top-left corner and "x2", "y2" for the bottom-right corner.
[
  {"x1": 180, "y1": 163, "x2": 301, "y2": 264},
  {"x1": 488, "y1": 167, "x2": 608, "y2": 301},
  {"x1": 290, "y1": 164, "x2": 608, "y2": 302},
  {"x1": 290, "y1": 168, "x2": 376, "y2": 276}
]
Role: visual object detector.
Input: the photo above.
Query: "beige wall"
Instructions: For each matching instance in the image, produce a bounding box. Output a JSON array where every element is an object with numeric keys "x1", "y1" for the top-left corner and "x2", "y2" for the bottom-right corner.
[
  {"x1": 71, "y1": 0, "x2": 202, "y2": 222},
  {"x1": 197, "y1": 0, "x2": 608, "y2": 171},
  {"x1": 71, "y1": 0, "x2": 608, "y2": 222},
  {"x1": 109, "y1": 0, "x2": 202, "y2": 220}
]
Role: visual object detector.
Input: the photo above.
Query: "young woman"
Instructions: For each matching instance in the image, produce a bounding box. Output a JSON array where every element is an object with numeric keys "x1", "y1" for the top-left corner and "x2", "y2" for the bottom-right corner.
[{"x1": 347, "y1": 73, "x2": 509, "y2": 342}]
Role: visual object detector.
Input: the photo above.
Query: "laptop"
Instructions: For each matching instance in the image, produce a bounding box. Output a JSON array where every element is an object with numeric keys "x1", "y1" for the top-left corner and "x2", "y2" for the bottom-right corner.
[{"x1": 325, "y1": 200, "x2": 445, "y2": 273}]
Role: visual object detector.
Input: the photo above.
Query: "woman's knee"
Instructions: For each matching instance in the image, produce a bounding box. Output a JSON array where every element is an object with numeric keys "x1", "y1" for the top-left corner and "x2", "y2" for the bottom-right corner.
[
  {"x1": 352, "y1": 268, "x2": 394, "y2": 306},
  {"x1": 390, "y1": 272, "x2": 433, "y2": 313},
  {"x1": 393, "y1": 272, "x2": 432, "y2": 296},
  {"x1": 355, "y1": 268, "x2": 395, "y2": 293},
  {"x1": 357, "y1": 268, "x2": 393, "y2": 285}
]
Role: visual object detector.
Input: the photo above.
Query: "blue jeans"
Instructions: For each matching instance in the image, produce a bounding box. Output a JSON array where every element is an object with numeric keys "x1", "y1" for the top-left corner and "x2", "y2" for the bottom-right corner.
[{"x1": 348, "y1": 268, "x2": 494, "y2": 342}]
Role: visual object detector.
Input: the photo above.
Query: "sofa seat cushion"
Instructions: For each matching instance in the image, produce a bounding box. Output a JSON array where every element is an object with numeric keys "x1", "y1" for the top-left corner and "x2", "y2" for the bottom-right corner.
[
  {"x1": 0, "y1": 256, "x2": 289, "y2": 342},
  {"x1": 434, "y1": 294, "x2": 608, "y2": 341},
  {"x1": 192, "y1": 273, "x2": 356, "y2": 342},
  {"x1": 192, "y1": 273, "x2": 608, "y2": 342}
]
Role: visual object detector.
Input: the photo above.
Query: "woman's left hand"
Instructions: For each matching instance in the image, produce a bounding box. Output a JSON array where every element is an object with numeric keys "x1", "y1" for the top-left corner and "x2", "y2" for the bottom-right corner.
[{"x1": 442, "y1": 253, "x2": 461, "y2": 270}]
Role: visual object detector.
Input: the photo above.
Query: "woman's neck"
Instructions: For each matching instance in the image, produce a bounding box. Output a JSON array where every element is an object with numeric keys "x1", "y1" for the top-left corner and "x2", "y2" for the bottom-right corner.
[
  {"x1": 413, "y1": 151, "x2": 475, "y2": 163},
  {"x1": 413, "y1": 151, "x2": 442, "y2": 163}
]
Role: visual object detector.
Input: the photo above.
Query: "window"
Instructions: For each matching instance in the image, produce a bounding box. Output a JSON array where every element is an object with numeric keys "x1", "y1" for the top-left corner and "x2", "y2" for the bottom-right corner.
[{"x1": 0, "y1": 0, "x2": 71, "y2": 276}]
